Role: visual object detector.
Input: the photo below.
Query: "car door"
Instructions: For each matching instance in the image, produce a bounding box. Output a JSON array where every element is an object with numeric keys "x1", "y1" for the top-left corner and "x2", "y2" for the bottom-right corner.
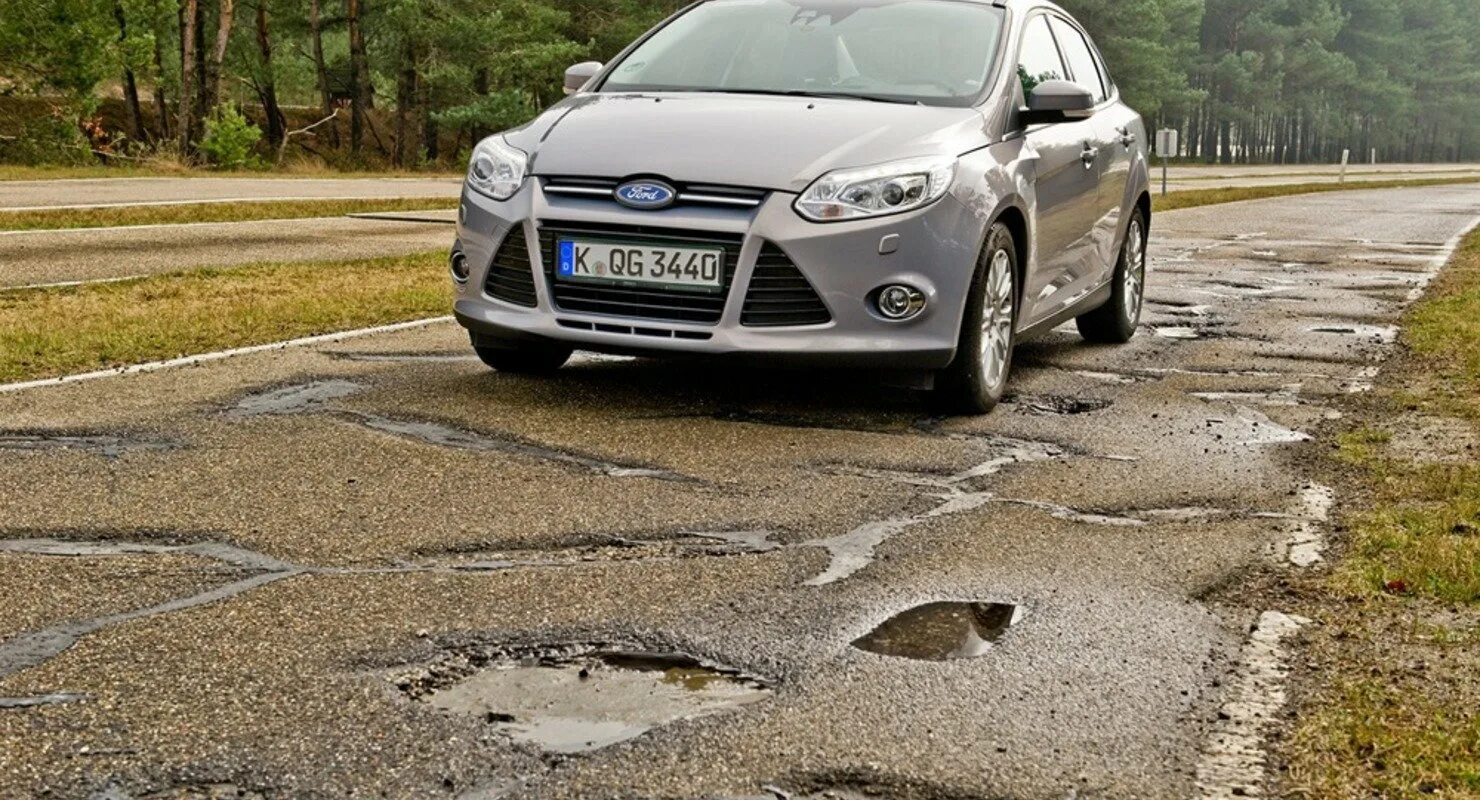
[
  {"x1": 1050, "y1": 16, "x2": 1125, "y2": 286},
  {"x1": 1016, "y1": 13, "x2": 1103, "y2": 328}
]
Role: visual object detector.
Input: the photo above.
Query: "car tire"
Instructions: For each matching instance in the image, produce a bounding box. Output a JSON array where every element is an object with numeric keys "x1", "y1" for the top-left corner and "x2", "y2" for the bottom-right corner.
[
  {"x1": 473, "y1": 341, "x2": 573, "y2": 374},
  {"x1": 1076, "y1": 208, "x2": 1147, "y2": 344},
  {"x1": 935, "y1": 223, "x2": 1019, "y2": 414}
]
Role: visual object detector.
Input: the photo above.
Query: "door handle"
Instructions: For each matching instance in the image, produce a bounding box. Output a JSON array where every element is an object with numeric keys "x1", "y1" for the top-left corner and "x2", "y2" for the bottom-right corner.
[
  {"x1": 1117, "y1": 127, "x2": 1137, "y2": 147},
  {"x1": 1081, "y1": 145, "x2": 1099, "y2": 168}
]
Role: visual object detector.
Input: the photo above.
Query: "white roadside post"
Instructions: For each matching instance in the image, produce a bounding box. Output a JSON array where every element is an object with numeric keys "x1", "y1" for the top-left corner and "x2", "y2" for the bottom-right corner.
[
  {"x1": 1155, "y1": 128, "x2": 1179, "y2": 196},
  {"x1": 1340, "y1": 149, "x2": 1351, "y2": 183}
]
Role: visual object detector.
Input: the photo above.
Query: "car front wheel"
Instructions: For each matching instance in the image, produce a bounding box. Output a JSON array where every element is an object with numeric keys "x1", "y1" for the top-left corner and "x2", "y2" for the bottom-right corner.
[
  {"x1": 935, "y1": 223, "x2": 1018, "y2": 414},
  {"x1": 1076, "y1": 209, "x2": 1147, "y2": 343}
]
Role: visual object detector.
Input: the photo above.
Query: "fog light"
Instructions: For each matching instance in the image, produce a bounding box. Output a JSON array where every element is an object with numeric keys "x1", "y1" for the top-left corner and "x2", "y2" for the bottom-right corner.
[
  {"x1": 876, "y1": 284, "x2": 926, "y2": 320},
  {"x1": 450, "y1": 250, "x2": 470, "y2": 283}
]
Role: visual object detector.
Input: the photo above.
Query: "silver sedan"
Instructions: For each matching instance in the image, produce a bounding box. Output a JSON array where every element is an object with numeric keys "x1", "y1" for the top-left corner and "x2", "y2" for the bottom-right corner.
[{"x1": 451, "y1": 0, "x2": 1151, "y2": 413}]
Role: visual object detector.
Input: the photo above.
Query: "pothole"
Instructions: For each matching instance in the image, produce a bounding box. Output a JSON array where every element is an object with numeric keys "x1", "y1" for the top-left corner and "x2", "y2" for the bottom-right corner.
[
  {"x1": 1010, "y1": 394, "x2": 1114, "y2": 416},
  {"x1": 347, "y1": 413, "x2": 692, "y2": 482},
  {"x1": 1307, "y1": 324, "x2": 1399, "y2": 343},
  {"x1": 424, "y1": 530, "x2": 780, "y2": 571},
  {"x1": 0, "y1": 692, "x2": 89, "y2": 709},
  {"x1": 0, "y1": 433, "x2": 177, "y2": 458},
  {"x1": 852, "y1": 602, "x2": 1023, "y2": 661},
  {"x1": 227, "y1": 380, "x2": 366, "y2": 417},
  {"x1": 394, "y1": 642, "x2": 773, "y2": 754},
  {"x1": 1154, "y1": 326, "x2": 1202, "y2": 340}
]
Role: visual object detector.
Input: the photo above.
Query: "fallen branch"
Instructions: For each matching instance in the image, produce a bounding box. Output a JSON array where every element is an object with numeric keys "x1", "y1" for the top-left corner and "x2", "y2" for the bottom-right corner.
[{"x1": 277, "y1": 108, "x2": 340, "y2": 165}]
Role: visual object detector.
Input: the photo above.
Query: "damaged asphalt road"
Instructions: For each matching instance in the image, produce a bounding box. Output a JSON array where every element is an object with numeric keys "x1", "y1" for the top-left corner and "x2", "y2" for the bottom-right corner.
[{"x1": 0, "y1": 185, "x2": 1476, "y2": 799}]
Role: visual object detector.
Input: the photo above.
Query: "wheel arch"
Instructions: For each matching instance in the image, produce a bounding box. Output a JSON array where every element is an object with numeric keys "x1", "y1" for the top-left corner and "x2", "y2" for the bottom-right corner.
[{"x1": 989, "y1": 201, "x2": 1031, "y2": 304}]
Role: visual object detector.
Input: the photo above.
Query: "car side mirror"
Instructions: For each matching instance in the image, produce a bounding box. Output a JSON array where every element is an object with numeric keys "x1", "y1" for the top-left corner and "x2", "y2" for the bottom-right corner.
[
  {"x1": 1022, "y1": 80, "x2": 1096, "y2": 126},
  {"x1": 564, "y1": 61, "x2": 604, "y2": 95}
]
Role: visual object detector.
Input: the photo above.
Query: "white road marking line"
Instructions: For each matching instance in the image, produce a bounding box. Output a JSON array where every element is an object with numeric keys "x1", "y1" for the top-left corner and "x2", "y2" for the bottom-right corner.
[
  {"x1": 0, "y1": 317, "x2": 454, "y2": 395},
  {"x1": 1286, "y1": 483, "x2": 1336, "y2": 568},
  {"x1": 3, "y1": 275, "x2": 147, "y2": 291},
  {"x1": 0, "y1": 210, "x2": 454, "y2": 237},
  {"x1": 1196, "y1": 611, "x2": 1309, "y2": 799}
]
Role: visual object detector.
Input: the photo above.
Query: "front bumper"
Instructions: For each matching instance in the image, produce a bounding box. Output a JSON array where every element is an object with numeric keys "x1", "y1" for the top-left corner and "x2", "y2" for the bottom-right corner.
[{"x1": 451, "y1": 178, "x2": 986, "y2": 370}]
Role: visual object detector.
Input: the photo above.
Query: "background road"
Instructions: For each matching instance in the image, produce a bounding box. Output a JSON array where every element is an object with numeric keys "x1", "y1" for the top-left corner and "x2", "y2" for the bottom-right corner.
[
  {"x1": 0, "y1": 185, "x2": 1476, "y2": 799},
  {"x1": 1159, "y1": 161, "x2": 1480, "y2": 189}
]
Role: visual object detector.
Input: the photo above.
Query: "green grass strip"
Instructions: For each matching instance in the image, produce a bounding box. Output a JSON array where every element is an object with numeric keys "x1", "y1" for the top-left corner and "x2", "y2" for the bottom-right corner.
[
  {"x1": 1158, "y1": 176, "x2": 1480, "y2": 212},
  {"x1": 0, "y1": 250, "x2": 452, "y2": 382}
]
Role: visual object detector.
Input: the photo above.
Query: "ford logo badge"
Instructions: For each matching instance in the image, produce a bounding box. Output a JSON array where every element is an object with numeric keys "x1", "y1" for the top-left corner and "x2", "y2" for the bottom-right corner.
[{"x1": 614, "y1": 180, "x2": 677, "y2": 210}]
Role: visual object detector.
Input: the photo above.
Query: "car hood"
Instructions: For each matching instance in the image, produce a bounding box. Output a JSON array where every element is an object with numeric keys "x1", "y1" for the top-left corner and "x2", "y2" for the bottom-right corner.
[{"x1": 508, "y1": 92, "x2": 989, "y2": 193}]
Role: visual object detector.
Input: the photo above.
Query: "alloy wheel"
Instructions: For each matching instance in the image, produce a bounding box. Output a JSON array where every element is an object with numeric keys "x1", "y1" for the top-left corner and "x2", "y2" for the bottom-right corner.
[
  {"x1": 1122, "y1": 219, "x2": 1146, "y2": 321},
  {"x1": 979, "y1": 249, "x2": 1015, "y2": 390}
]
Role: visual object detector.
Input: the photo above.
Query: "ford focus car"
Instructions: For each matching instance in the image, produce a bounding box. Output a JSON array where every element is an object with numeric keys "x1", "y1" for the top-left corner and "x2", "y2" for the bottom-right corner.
[{"x1": 451, "y1": 0, "x2": 1150, "y2": 413}]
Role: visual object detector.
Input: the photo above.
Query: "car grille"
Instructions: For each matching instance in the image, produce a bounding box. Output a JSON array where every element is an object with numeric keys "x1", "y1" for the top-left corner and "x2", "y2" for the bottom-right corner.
[
  {"x1": 538, "y1": 222, "x2": 742, "y2": 325},
  {"x1": 741, "y1": 243, "x2": 832, "y2": 327},
  {"x1": 484, "y1": 225, "x2": 538, "y2": 308},
  {"x1": 542, "y1": 177, "x2": 768, "y2": 210}
]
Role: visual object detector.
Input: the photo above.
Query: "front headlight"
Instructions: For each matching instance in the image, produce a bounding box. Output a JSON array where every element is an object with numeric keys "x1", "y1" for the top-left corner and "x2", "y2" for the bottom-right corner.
[
  {"x1": 467, "y1": 137, "x2": 528, "y2": 201},
  {"x1": 795, "y1": 156, "x2": 957, "y2": 222}
]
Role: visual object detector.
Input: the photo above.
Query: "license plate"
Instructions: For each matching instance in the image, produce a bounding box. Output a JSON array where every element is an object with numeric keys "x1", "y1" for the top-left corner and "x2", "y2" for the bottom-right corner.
[{"x1": 556, "y1": 239, "x2": 724, "y2": 292}]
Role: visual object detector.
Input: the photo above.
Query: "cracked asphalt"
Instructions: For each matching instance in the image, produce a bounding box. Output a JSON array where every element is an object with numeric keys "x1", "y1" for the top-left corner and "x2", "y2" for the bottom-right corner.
[{"x1": 0, "y1": 185, "x2": 1476, "y2": 799}]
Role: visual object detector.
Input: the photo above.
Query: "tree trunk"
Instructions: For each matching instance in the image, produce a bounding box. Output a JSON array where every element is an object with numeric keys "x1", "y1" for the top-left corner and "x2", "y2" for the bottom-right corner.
[
  {"x1": 394, "y1": 40, "x2": 417, "y2": 166},
  {"x1": 178, "y1": 0, "x2": 199, "y2": 151},
  {"x1": 253, "y1": 0, "x2": 284, "y2": 146},
  {"x1": 421, "y1": 69, "x2": 438, "y2": 162},
  {"x1": 151, "y1": 14, "x2": 171, "y2": 140},
  {"x1": 202, "y1": 0, "x2": 235, "y2": 113},
  {"x1": 346, "y1": 0, "x2": 370, "y2": 154},
  {"x1": 308, "y1": 0, "x2": 337, "y2": 147},
  {"x1": 114, "y1": 0, "x2": 147, "y2": 143},
  {"x1": 471, "y1": 67, "x2": 489, "y2": 144}
]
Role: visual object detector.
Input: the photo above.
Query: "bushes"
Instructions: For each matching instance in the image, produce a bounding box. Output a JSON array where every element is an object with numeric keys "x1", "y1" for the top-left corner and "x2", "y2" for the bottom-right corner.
[
  {"x1": 198, "y1": 106, "x2": 264, "y2": 170},
  {"x1": 0, "y1": 116, "x2": 93, "y2": 166}
]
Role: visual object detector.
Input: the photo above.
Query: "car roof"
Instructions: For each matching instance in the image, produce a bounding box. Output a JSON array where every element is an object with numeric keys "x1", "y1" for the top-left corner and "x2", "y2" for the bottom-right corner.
[{"x1": 712, "y1": 0, "x2": 1074, "y2": 17}]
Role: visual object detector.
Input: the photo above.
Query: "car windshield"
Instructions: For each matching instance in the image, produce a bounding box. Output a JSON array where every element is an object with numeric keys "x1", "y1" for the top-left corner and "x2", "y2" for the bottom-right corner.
[{"x1": 599, "y1": 0, "x2": 1006, "y2": 107}]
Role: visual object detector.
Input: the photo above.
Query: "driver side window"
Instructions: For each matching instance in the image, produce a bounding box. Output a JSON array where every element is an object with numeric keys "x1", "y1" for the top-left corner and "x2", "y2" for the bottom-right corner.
[{"x1": 1017, "y1": 14, "x2": 1066, "y2": 100}]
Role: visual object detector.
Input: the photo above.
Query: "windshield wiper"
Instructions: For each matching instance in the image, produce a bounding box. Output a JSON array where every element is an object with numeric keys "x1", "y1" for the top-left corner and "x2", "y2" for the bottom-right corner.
[{"x1": 699, "y1": 88, "x2": 922, "y2": 106}]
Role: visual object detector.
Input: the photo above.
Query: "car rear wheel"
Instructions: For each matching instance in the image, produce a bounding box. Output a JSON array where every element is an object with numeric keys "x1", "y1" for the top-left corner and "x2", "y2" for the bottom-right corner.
[
  {"x1": 1076, "y1": 209, "x2": 1147, "y2": 343},
  {"x1": 473, "y1": 340, "x2": 573, "y2": 374},
  {"x1": 935, "y1": 223, "x2": 1018, "y2": 414}
]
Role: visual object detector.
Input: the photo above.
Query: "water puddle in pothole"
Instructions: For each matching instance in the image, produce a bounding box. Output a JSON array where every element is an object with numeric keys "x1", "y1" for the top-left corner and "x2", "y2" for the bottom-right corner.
[
  {"x1": 228, "y1": 380, "x2": 365, "y2": 417},
  {"x1": 1307, "y1": 324, "x2": 1398, "y2": 343},
  {"x1": 1155, "y1": 326, "x2": 1202, "y2": 340},
  {"x1": 852, "y1": 602, "x2": 1023, "y2": 661},
  {"x1": 1011, "y1": 395, "x2": 1114, "y2": 416},
  {"x1": 398, "y1": 645, "x2": 772, "y2": 754}
]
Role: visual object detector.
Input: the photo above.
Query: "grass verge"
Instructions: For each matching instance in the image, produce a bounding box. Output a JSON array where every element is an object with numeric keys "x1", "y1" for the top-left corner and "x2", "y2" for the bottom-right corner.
[
  {"x1": 1159, "y1": 176, "x2": 1480, "y2": 212},
  {"x1": 1281, "y1": 228, "x2": 1480, "y2": 797},
  {"x1": 0, "y1": 250, "x2": 451, "y2": 383},
  {"x1": 0, "y1": 198, "x2": 457, "y2": 232}
]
